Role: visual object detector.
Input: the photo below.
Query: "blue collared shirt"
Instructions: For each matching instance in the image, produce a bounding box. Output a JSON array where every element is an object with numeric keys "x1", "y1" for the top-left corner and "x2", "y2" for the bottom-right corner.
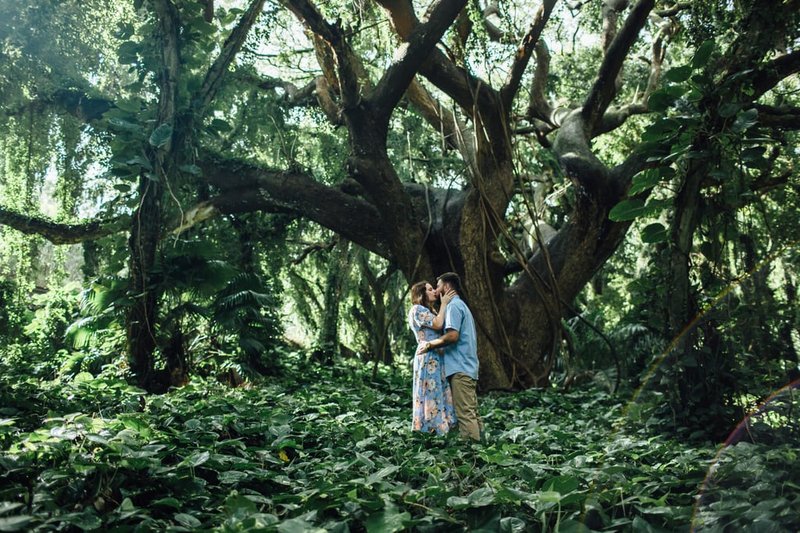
[{"x1": 442, "y1": 296, "x2": 479, "y2": 380}]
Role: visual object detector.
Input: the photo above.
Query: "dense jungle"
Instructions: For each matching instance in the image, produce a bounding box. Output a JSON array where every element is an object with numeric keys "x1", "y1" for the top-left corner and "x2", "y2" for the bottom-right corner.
[{"x1": 1, "y1": 0, "x2": 799, "y2": 530}]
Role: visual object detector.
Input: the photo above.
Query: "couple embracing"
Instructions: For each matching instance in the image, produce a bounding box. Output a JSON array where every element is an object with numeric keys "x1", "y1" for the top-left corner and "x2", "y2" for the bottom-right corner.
[{"x1": 408, "y1": 272, "x2": 484, "y2": 441}]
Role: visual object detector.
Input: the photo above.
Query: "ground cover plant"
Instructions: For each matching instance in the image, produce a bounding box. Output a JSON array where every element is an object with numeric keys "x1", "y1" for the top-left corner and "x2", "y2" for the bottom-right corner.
[{"x1": 1, "y1": 355, "x2": 798, "y2": 532}]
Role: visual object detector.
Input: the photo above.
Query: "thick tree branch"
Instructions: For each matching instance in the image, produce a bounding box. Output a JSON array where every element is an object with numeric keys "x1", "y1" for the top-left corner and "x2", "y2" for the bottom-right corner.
[
  {"x1": 234, "y1": 71, "x2": 318, "y2": 106},
  {"x1": 601, "y1": 0, "x2": 628, "y2": 54},
  {"x1": 553, "y1": 111, "x2": 611, "y2": 195},
  {"x1": 370, "y1": 0, "x2": 468, "y2": 122},
  {"x1": 374, "y1": 0, "x2": 418, "y2": 37},
  {"x1": 376, "y1": 0, "x2": 489, "y2": 113},
  {"x1": 2, "y1": 88, "x2": 113, "y2": 123},
  {"x1": 0, "y1": 207, "x2": 124, "y2": 244},
  {"x1": 283, "y1": 0, "x2": 361, "y2": 109},
  {"x1": 754, "y1": 103, "x2": 800, "y2": 130},
  {"x1": 655, "y1": 1, "x2": 690, "y2": 17},
  {"x1": 500, "y1": 0, "x2": 557, "y2": 109},
  {"x1": 153, "y1": 0, "x2": 181, "y2": 149},
  {"x1": 527, "y1": 40, "x2": 557, "y2": 124},
  {"x1": 194, "y1": 158, "x2": 391, "y2": 258},
  {"x1": 582, "y1": 0, "x2": 654, "y2": 132},
  {"x1": 405, "y1": 78, "x2": 477, "y2": 169},
  {"x1": 750, "y1": 50, "x2": 800, "y2": 99},
  {"x1": 721, "y1": 0, "x2": 800, "y2": 78},
  {"x1": 196, "y1": 0, "x2": 266, "y2": 116},
  {"x1": 750, "y1": 169, "x2": 793, "y2": 195},
  {"x1": 593, "y1": 20, "x2": 669, "y2": 135},
  {"x1": 481, "y1": 2, "x2": 505, "y2": 42}
]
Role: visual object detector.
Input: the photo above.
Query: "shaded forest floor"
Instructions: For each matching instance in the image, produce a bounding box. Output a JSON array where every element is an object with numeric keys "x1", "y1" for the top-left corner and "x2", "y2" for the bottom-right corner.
[{"x1": 1, "y1": 354, "x2": 798, "y2": 532}]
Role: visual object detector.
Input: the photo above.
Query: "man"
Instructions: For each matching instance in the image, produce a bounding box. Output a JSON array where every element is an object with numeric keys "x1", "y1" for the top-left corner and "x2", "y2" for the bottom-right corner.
[{"x1": 417, "y1": 272, "x2": 483, "y2": 441}]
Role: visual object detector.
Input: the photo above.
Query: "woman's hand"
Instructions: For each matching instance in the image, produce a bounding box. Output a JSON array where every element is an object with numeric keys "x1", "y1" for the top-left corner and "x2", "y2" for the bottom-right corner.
[{"x1": 440, "y1": 289, "x2": 456, "y2": 307}]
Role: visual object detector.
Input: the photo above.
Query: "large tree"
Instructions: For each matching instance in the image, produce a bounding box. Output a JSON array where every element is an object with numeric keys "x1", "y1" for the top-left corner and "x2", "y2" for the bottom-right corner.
[{"x1": 2, "y1": 0, "x2": 799, "y2": 390}]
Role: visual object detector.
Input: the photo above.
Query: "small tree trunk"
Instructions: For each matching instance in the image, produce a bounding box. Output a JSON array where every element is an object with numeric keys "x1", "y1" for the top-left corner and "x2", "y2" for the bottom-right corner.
[
  {"x1": 313, "y1": 239, "x2": 353, "y2": 363},
  {"x1": 667, "y1": 162, "x2": 704, "y2": 352},
  {"x1": 126, "y1": 175, "x2": 163, "y2": 389}
]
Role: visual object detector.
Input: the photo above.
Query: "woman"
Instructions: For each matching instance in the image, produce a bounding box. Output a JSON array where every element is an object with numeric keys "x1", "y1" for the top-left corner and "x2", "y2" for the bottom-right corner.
[{"x1": 407, "y1": 281, "x2": 457, "y2": 434}]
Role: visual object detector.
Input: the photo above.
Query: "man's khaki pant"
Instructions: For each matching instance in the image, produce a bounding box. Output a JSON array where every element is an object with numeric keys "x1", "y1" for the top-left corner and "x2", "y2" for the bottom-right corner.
[{"x1": 449, "y1": 373, "x2": 483, "y2": 441}]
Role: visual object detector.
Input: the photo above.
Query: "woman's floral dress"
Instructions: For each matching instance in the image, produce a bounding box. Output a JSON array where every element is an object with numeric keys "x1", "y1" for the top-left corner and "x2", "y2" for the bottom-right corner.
[{"x1": 408, "y1": 304, "x2": 457, "y2": 434}]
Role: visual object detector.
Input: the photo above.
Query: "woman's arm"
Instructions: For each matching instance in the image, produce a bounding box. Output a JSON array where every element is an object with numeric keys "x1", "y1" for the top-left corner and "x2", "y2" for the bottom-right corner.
[{"x1": 431, "y1": 289, "x2": 456, "y2": 330}]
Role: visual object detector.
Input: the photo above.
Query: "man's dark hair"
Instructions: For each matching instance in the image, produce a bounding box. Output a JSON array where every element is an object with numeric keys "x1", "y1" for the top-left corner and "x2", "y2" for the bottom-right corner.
[{"x1": 436, "y1": 272, "x2": 462, "y2": 294}]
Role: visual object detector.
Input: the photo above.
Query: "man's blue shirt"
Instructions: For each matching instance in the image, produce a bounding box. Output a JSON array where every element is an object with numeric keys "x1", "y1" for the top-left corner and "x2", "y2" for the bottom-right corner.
[{"x1": 443, "y1": 296, "x2": 479, "y2": 380}]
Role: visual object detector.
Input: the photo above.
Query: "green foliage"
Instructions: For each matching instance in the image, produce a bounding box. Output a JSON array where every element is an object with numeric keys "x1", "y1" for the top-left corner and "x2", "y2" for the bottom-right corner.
[
  {"x1": 210, "y1": 272, "x2": 284, "y2": 376},
  {"x1": 1, "y1": 357, "x2": 796, "y2": 530},
  {"x1": 0, "y1": 279, "x2": 25, "y2": 344}
]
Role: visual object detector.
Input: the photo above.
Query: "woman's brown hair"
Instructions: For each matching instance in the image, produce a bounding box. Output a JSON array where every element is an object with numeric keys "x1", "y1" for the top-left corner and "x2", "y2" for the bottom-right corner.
[{"x1": 410, "y1": 281, "x2": 430, "y2": 307}]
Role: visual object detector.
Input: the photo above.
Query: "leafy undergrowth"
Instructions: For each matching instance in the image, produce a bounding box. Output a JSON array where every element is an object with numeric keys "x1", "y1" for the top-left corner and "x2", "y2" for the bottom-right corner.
[{"x1": 0, "y1": 357, "x2": 797, "y2": 532}]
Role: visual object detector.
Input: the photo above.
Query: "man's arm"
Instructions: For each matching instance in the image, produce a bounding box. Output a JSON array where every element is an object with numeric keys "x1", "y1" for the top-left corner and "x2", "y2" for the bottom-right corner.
[{"x1": 418, "y1": 329, "x2": 459, "y2": 354}]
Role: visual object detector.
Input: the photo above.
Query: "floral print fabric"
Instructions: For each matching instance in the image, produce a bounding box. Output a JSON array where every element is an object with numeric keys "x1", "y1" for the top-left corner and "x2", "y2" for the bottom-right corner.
[{"x1": 407, "y1": 304, "x2": 457, "y2": 434}]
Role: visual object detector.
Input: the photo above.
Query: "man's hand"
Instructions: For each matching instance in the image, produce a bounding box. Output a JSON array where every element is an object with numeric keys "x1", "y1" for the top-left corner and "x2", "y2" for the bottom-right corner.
[{"x1": 416, "y1": 341, "x2": 431, "y2": 355}]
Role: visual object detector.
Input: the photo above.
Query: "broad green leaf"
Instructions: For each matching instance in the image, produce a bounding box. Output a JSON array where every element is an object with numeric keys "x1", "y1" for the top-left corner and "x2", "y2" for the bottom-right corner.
[
  {"x1": 732, "y1": 108, "x2": 758, "y2": 133},
  {"x1": 641, "y1": 118, "x2": 681, "y2": 142},
  {"x1": 73, "y1": 372, "x2": 94, "y2": 383},
  {"x1": 366, "y1": 465, "x2": 400, "y2": 484},
  {"x1": 446, "y1": 496, "x2": 470, "y2": 510},
  {"x1": 210, "y1": 118, "x2": 232, "y2": 132},
  {"x1": 641, "y1": 223, "x2": 668, "y2": 244},
  {"x1": 218, "y1": 470, "x2": 248, "y2": 484},
  {"x1": 126, "y1": 155, "x2": 152, "y2": 170},
  {"x1": 179, "y1": 164, "x2": 202, "y2": 176},
  {"x1": 0, "y1": 516, "x2": 31, "y2": 532},
  {"x1": 67, "y1": 511, "x2": 102, "y2": 530},
  {"x1": 277, "y1": 517, "x2": 326, "y2": 533},
  {"x1": 174, "y1": 513, "x2": 202, "y2": 528},
  {"x1": 183, "y1": 450, "x2": 210, "y2": 468},
  {"x1": 692, "y1": 40, "x2": 716, "y2": 69},
  {"x1": 115, "y1": 99, "x2": 141, "y2": 113},
  {"x1": 543, "y1": 475, "x2": 580, "y2": 494},
  {"x1": 741, "y1": 146, "x2": 767, "y2": 162},
  {"x1": 648, "y1": 91, "x2": 675, "y2": 112},
  {"x1": 719, "y1": 102, "x2": 741, "y2": 118},
  {"x1": 609, "y1": 199, "x2": 647, "y2": 221},
  {"x1": 152, "y1": 497, "x2": 181, "y2": 508},
  {"x1": 0, "y1": 503, "x2": 23, "y2": 515},
  {"x1": 629, "y1": 169, "x2": 663, "y2": 195},
  {"x1": 631, "y1": 516, "x2": 659, "y2": 532},
  {"x1": 467, "y1": 486, "x2": 496, "y2": 507},
  {"x1": 108, "y1": 117, "x2": 143, "y2": 133},
  {"x1": 538, "y1": 490, "x2": 563, "y2": 503},
  {"x1": 225, "y1": 494, "x2": 256, "y2": 517},
  {"x1": 664, "y1": 65, "x2": 692, "y2": 83},
  {"x1": 499, "y1": 517, "x2": 527, "y2": 533},
  {"x1": 647, "y1": 86, "x2": 684, "y2": 112},
  {"x1": 117, "y1": 40, "x2": 139, "y2": 63},
  {"x1": 365, "y1": 503, "x2": 410, "y2": 533},
  {"x1": 149, "y1": 123, "x2": 173, "y2": 148}
]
